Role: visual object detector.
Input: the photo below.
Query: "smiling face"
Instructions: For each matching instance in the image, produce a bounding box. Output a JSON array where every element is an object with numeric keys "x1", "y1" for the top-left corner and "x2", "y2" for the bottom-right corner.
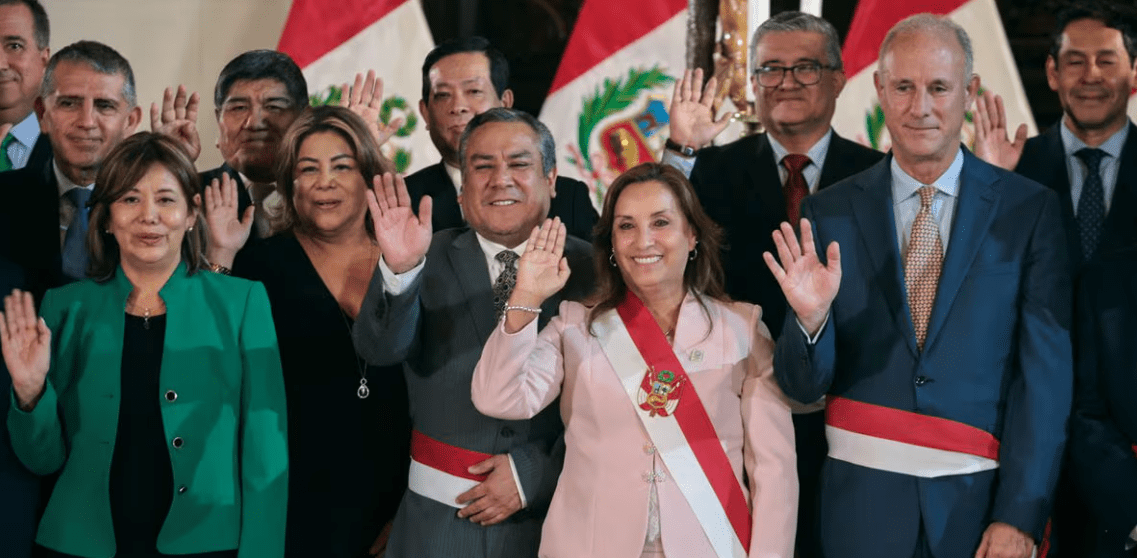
[
  {"x1": 0, "y1": 2, "x2": 47, "y2": 124},
  {"x1": 459, "y1": 120, "x2": 554, "y2": 248},
  {"x1": 611, "y1": 180, "x2": 697, "y2": 299},
  {"x1": 292, "y1": 130, "x2": 369, "y2": 238},
  {"x1": 752, "y1": 30, "x2": 845, "y2": 139},
  {"x1": 1047, "y1": 17, "x2": 1137, "y2": 139},
  {"x1": 107, "y1": 163, "x2": 198, "y2": 274},
  {"x1": 36, "y1": 60, "x2": 141, "y2": 185},
  {"x1": 875, "y1": 29, "x2": 978, "y2": 171},
  {"x1": 420, "y1": 52, "x2": 513, "y2": 166},
  {"x1": 216, "y1": 78, "x2": 302, "y2": 182}
]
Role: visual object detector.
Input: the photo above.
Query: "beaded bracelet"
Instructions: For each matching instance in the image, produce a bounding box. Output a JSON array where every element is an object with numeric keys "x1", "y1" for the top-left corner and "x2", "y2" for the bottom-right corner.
[{"x1": 503, "y1": 305, "x2": 541, "y2": 315}]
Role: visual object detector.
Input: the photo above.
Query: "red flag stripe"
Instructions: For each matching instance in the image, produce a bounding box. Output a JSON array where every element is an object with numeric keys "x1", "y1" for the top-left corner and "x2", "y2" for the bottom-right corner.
[
  {"x1": 841, "y1": 0, "x2": 970, "y2": 77},
  {"x1": 278, "y1": 0, "x2": 407, "y2": 68},
  {"x1": 617, "y1": 291, "x2": 751, "y2": 551},
  {"x1": 547, "y1": 0, "x2": 686, "y2": 94}
]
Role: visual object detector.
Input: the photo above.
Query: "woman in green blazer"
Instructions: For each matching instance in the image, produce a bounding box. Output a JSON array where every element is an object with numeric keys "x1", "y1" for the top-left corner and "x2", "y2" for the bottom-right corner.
[{"x1": 0, "y1": 133, "x2": 288, "y2": 558}]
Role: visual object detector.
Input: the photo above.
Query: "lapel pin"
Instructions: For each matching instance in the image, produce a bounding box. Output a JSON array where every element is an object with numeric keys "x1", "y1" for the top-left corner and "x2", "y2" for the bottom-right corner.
[{"x1": 689, "y1": 349, "x2": 704, "y2": 362}]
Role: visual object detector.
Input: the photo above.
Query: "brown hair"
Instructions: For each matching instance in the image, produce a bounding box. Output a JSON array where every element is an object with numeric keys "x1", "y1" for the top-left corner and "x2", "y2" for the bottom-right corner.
[
  {"x1": 273, "y1": 105, "x2": 394, "y2": 235},
  {"x1": 587, "y1": 162, "x2": 727, "y2": 330},
  {"x1": 86, "y1": 132, "x2": 205, "y2": 281}
]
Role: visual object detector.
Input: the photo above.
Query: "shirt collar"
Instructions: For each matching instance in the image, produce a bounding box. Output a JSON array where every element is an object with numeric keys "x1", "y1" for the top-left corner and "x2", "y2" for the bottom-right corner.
[
  {"x1": 1060, "y1": 116, "x2": 1129, "y2": 160},
  {"x1": 444, "y1": 161, "x2": 462, "y2": 190},
  {"x1": 53, "y1": 158, "x2": 92, "y2": 197},
  {"x1": 890, "y1": 147, "x2": 964, "y2": 203},
  {"x1": 767, "y1": 128, "x2": 833, "y2": 167},
  {"x1": 9, "y1": 111, "x2": 39, "y2": 148},
  {"x1": 475, "y1": 232, "x2": 529, "y2": 261}
]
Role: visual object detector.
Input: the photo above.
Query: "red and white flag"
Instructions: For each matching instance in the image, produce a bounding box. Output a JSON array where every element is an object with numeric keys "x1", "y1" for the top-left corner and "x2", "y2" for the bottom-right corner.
[
  {"x1": 278, "y1": 0, "x2": 435, "y2": 174},
  {"x1": 832, "y1": 0, "x2": 1037, "y2": 151},
  {"x1": 540, "y1": 0, "x2": 687, "y2": 207}
]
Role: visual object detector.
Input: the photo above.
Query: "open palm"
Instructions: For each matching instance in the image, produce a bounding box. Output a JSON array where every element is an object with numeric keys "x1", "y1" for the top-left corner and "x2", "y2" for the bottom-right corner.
[
  {"x1": 512, "y1": 218, "x2": 571, "y2": 307},
  {"x1": 763, "y1": 220, "x2": 841, "y2": 334},
  {"x1": 368, "y1": 172, "x2": 432, "y2": 273},
  {"x1": 203, "y1": 172, "x2": 254, "y2": 267},
  {"x1": 0, "y1": 290, "x2": 51, "y2": 408}
]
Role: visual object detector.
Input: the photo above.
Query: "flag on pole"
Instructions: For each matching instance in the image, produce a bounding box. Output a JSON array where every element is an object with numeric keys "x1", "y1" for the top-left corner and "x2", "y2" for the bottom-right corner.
[
  {"x1": 540, "y1": 0, "x2": 687, "y2": 207},
  {"x1": 278, "y1": 0, "x2": 435, "y2": 174},
  {"x1": 832, "y1": 0, "x2": 1037, "y2": 152}
]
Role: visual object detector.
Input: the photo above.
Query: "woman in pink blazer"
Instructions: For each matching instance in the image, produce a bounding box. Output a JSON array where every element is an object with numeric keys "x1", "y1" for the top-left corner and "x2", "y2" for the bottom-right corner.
[{"x1": 471, "y1": 163, "x2": 797, "y2": 558}]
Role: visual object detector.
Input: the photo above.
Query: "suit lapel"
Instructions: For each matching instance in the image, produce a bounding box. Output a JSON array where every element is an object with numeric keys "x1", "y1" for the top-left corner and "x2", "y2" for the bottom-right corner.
[
  {"x1": 448, "y1": 230, "x2": 497, "y2": 341},
  {"x1": 818, "y1": 133, "x2": 854, "y2": 190},
  {"x1": 426, "y1": 163, "x2": 463, "y2": 231},
  {"x1": 850, "y1": 158, "x2": 916, "y2": 357},
  {"x1": 1037, "y1": 125, "x2": 1081, "y2": 263},
  {"x1": 923, "y1": 151, "x2": 1000, "y2": 352},
  {"x1": 1101, "y1": 122, "x2": 1137, "y2": 254},
  {"x1": 750, "y1": 134, "x2": 787, "y2": 221}
]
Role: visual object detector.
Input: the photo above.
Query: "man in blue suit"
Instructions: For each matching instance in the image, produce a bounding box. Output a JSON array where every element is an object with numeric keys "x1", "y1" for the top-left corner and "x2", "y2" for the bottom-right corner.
[{"x1": 766, "y1": 14, "x2": 1072, "y2": 558}]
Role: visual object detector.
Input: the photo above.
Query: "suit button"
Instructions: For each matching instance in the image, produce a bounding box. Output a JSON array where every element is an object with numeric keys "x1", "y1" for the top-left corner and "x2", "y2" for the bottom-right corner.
[
  {"x1": 500, "y1": 427, "x2": 514, "y2": 438},
  {"x1": 165, "y1": 390, "x2": 177, "y2": 402},
  {"x1": 914, "y1": 376, "x2": 933, "y2": 386},
  {"x1": 172, "y1": 437, "x2": 184, "y2": 449},
  {"x1": 177, "y1": 485, "x2": 187, "y2": 494}
]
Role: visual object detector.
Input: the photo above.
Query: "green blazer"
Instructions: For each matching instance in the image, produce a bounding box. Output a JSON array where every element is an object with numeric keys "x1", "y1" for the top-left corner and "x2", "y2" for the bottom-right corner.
[{"x1": 6, "y1": 264, "x2": 288, "y2": 558}]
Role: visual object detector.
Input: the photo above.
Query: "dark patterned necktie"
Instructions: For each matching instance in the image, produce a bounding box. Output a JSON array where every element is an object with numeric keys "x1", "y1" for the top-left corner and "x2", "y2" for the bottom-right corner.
[
  {"x1": 62, "y1": 187, "x2": 91, "y2": 281},
  {"x1": 782, "y1": 154, "x2": 811, "y2": 226},
  {"x1": 492, "y1": 250, "x2": 519, "y2": 318},
  {"x1": 905, "y1": 185, "x2": 942, "y2": 351},
  {"x1": 1074, "y1": 148, "x2": 1106, "y2": 262}
]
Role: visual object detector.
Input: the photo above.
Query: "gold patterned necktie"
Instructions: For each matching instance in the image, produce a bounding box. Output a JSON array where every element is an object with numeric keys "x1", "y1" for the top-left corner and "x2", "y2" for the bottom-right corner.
[{"x1": 905, "y1": 185, "x2": 943, "y2": 351}]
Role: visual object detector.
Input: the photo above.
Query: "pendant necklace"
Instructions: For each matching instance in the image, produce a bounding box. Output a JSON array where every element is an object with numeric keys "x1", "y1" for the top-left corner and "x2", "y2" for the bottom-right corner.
[{"x1": 334, "y1": 242, "x2": 380, "y2": 399}]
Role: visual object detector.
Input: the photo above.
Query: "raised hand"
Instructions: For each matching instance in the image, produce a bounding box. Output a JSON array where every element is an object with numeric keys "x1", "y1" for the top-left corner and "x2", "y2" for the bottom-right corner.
[
  {"x1": 455, "y1": 454, "x2": 523, "y2": 526},
  {"x1": 763, "y1": 219, "x2": 841, "y2": 335},
  {"x1": 339, "y1": 70, "x2": 404, "y2": 148},
  {"x1": 502, "y1": 219, "x2": 571, "y2": 332},
  {"x1": 0, "y1": 290, "x2": 51, "y2": 411},
  {"x1": 667, "y1": 67, "x2": 731, "y2": 151},
  {"x1": 151, "y1": 85, "x2": 202, "y2": 162},
  {"x1": 367, "y1": 172, "x2": 432, "y2": 274},
  {"x1": 203, "y1": 173, "x2": 255, "y2": 268},
  {"x1": 973, "y1": 90, "x2": 1027, "y2": 171}
]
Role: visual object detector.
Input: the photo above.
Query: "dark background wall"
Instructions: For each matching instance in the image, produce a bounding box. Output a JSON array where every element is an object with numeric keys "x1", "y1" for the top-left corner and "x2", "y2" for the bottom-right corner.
[{"x1": 420, "y1": 0, "x2": 1075, "y2": 130}]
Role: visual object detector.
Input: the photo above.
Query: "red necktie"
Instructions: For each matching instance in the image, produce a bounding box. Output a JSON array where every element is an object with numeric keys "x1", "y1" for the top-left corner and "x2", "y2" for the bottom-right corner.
[{"x1": 782, "y1": 154, "x2": 811, "y2": 226}]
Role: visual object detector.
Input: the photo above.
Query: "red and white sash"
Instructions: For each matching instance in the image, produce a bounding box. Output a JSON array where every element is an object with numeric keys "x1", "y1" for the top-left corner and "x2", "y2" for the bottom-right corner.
[
  {"x1": 825, "y1": 396, "x2": 1000, "y2": 477},
  {"x1": 407, "y1": 430, "x2": 491, "y2": 508},
  {"x1": 592, "y1": 292, "x2": 749, "y2": 558}
]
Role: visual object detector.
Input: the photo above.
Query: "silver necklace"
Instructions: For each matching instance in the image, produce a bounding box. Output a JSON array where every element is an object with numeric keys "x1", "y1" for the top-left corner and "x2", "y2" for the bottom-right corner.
[{"x1": 339, "y1": 308, "x2": 369, "y2": 399}]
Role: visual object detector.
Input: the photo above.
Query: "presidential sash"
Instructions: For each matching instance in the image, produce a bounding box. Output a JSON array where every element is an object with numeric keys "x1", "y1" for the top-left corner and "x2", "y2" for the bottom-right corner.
[
  {"x1": 593, "y1": 291, "x2": 749, "y2": 558},
  {"x1": 407, "y1": 430, "x2": 491, "y2": 508}
]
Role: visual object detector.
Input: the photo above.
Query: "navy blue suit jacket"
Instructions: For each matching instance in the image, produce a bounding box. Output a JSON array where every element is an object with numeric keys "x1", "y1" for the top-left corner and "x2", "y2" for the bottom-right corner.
[
  {"x1": 774, "y1": 149, "x2": 1073, "y2": 558},
  {"x1": 0, "y1": 255, "x2": 36, "y2": 558}
]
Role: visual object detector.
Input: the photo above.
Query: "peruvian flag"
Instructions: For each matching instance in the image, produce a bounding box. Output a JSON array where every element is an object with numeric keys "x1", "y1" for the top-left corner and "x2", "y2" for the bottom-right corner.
[
  {"x1": 540, "y1": 0, "x2": 687, "y2": 206},
  {"x1": 278, "y1": 0, "x2": 435, "y2": 174},
  {"x1": 832, "y1": 0, "x2": 1037, "y2": 151}
]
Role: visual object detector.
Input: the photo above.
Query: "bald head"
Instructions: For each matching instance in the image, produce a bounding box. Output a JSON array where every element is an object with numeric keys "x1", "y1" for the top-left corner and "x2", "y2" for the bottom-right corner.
[{"x1": 879, "y1": 14, "x2": 974, "y2": 82}]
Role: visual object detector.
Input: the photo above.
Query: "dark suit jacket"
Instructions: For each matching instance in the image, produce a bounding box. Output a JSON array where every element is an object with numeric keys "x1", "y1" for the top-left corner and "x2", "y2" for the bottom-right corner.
[
  {"x1": 0, "y1": 136, "x2": 63, "y2": 301},
  {"x1": 1015, "y1": 121, "x2": 1137, "y2": 269},
  {"x1": 0, "y1": 256, "x2": 36, "y2": 558},
  {"x1": 775, "y1": 150, "x2": 1073, "y2": 558},
  {"x1": 689, "y1": 132, "x2": 882, "y2": 339},
  {"x1": 404, "y1": 162, "x2": 599, "y2": 241},
  {"x1": 1069, "y1": 247, "x2": 1137, "y2": 557},
  {"x1": 351, "y1": 228, "x2": 594, "y2": 558}
]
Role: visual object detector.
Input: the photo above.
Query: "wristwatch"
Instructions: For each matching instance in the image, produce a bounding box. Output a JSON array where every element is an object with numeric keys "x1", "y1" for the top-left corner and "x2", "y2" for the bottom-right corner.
[{"x1": 665, "y1": 138, "x2": 698, "y2": 157}]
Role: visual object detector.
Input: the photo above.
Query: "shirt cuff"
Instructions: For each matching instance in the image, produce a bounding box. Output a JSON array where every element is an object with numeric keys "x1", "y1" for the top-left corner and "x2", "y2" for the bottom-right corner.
[
  {"x1": 1126, "y1": 525, "x2": 1137, "y2": 550},
  {"x1": 506, "y1": 453, "x2": 528, "y2": 509},
  {"x1": 379, "y1": 256, "x2": 425, "y2": 296},
  {"x1": 660, "y1": 149, "x2": 696, "y2": 179},
  {"x1": 797, "y1": 312, "x2": 830, "y2": 344}
]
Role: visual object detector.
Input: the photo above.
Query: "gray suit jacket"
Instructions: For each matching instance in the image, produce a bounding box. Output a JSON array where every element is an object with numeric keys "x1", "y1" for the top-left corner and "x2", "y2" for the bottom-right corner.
[{"x1": 352, "y1": 227, "x2": 595, "y2": 558}]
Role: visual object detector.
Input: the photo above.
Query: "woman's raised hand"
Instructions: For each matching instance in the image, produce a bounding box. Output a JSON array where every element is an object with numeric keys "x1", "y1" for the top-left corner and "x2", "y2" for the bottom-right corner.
[
  {"x1": 0, "y1": 290, "x2": 51, "y2": 410},
  {"x1": 203, "y1": 172, "x2": 254, "y2": 268},
  {"x1": 511, "y1": 218, "x2": 571, "y2": 308},
  {"x1": 367, "y1": 172, "x2": 432, "y2": 274}
]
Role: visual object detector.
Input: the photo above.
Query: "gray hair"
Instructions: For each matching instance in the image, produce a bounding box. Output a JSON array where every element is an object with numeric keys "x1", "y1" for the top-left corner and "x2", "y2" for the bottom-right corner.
[
  {"x1": 750, "y1": 11, "x2": 844, "y2": 73},
  {"x1": 878, "y1": 13, "x2": 974, "y2": 79},
  {"x1": 458, "y1": 107, "x2": 557, "y2": 176},
  {"x1": 41, "y1": 40, "x2": 136, "y2": 107}
]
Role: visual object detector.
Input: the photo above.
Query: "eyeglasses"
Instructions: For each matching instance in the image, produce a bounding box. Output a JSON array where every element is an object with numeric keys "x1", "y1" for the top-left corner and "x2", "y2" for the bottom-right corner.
[{"x1": 754, "y1": 62, "x2": 836, "y2": 88}]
